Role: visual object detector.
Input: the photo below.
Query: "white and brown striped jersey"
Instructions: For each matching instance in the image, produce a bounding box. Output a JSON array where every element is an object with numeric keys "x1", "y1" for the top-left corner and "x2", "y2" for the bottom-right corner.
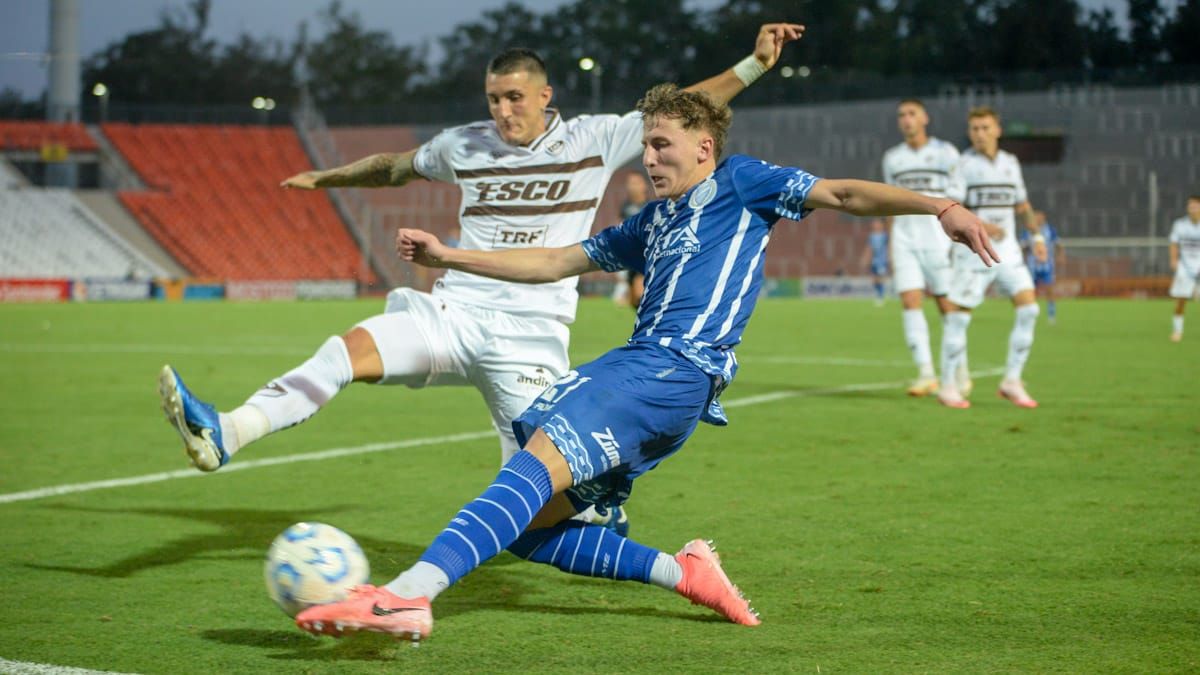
[
  {"x1": 956, "y1": 148, "x2": 1029, "y2": 261},
  {"x1": 881, "y1": 137, "x2": 963, "y2": 249},
  {"x1": 1170, "y1": 216, "x2": 1200, "y2": 275},
  {"x1": 413, "y1": 109, "x2": 644, "y2": 323}
]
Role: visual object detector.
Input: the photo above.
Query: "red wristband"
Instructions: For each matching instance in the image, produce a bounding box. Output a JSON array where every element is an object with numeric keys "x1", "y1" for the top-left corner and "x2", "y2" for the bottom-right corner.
[{"x1": 936, "y1": 202, "x2": 960, "y2": 220}]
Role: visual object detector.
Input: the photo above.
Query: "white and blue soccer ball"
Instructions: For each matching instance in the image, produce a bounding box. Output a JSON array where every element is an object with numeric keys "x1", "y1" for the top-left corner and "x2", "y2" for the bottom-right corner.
[{"x1": 264, "y1": 522, "x2": 370, "y2": 617}]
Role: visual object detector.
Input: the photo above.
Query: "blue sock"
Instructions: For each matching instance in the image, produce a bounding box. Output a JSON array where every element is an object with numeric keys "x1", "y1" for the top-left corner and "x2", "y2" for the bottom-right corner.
[
  {"x1": 508, "y1": 521, "x2": 659, "y2": 582},
  {"x1": 1047, "y1": 300, "x2": 1056, "y2": 319},
  {"x1": 418, "y1": 450, "x2": 553, "y2": 586}
]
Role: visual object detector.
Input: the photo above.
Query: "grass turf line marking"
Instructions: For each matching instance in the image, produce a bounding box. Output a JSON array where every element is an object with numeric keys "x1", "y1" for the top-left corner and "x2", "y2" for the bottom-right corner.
[
  {"x1": 0, "y1": 658, "x2": 136, "y2": 675},
  {"x1": 0, "y1": 369, "x2": 1004, "y2": 507}
]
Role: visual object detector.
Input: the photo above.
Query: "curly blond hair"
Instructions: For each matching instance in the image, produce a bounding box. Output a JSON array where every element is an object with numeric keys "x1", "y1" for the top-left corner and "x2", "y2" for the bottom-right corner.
[{"x1": 636, "y1": 83, "x2": 733, "y2": 158}]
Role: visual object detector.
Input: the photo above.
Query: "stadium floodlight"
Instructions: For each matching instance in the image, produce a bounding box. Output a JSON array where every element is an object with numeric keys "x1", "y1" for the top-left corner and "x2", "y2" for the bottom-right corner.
[
  {"x1": 252, "y1": 96, "x2": 267, "y2": 110},
  {"x1": 263, "y1": 98, "x2": 276, "y2": 111},
  {"x1": 780, "y1": 66, "x2": 795, "y2": 79},
  {"x1": 92, "y1": 83, "x2": 108, "y2": 97},
  {"x1": 578, "y1": 57, "x2": 595, "y2": 72},
  {"x1": 797, "y1": 66, "x2": 811, "y2": 78}
]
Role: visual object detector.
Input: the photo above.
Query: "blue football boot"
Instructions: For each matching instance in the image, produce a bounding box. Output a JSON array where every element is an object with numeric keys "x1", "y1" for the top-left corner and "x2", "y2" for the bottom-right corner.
[{"x1": 158, "y1": 365, "x2": 228, "y2": 471}]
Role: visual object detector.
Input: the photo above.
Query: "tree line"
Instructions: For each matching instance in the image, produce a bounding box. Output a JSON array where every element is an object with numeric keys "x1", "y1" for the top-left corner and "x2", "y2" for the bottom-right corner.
[{"x1": 2, "y1": 0, "x2": 1197, "y2": 119}]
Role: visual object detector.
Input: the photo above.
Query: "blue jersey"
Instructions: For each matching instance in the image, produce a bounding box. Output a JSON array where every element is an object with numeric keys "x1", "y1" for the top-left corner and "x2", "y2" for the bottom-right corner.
[
  {"x1": 582, "y1": 155, "x2": 820, "y2": 423},
  {"x1": 1020, "y1": 223, "x2": 1058, "y2": 275},
  {"x1": 868, "y1": 230, "x2": 889, "y2": 275}
]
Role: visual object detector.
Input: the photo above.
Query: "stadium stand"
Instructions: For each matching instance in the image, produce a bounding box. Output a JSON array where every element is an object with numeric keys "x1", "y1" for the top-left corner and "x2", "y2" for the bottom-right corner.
[
  {"x1": 0, "y1": 188, "x2": 167, "y2": 279},
  {"x1": 102, "y1": 123, "x2": 372, "y2": 282},
  {"x1": 0, "y1": 120, "x2": 98, "y2": 152}
]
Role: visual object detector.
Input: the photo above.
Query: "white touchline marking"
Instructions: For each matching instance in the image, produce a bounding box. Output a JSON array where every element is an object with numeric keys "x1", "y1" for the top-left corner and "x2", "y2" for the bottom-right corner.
[
  {"x1": 0, "y1": 657, "x2": 136, "y2": 675},
  {"x1": 0, "y1": 369, "x2": 1005, "y2": 507},
  {"x1": 0, "y1": 431, "x2": 495, "y2": 506}
]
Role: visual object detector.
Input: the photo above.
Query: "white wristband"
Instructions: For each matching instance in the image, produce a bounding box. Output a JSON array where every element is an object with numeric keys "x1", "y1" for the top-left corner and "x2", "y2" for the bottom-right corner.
[
  {"x1": 1032, "y1": 234, "x2": 1046, "y2": 244},
  {"x1": 732, "y1": 55, "x2": 768, "y2": 86}
]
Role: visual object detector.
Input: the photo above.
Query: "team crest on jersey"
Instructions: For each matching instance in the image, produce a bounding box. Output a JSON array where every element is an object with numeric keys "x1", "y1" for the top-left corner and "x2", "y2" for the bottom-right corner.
[
  {"x1": 688, "y1": 176, "x2": 717, "y2": 209},
  {"x1": 546, "y1": 140, "x2": 565, "y2": 155}
]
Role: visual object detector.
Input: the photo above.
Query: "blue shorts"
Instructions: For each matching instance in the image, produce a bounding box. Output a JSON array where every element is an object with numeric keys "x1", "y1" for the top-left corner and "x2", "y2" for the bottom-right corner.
[
  {"x1": 1031, "y1": 266, "x2": 1055, "y2": 286},
  {"x1": 513, "y1": 343, "x2": 716, "y2": 512},
  {"x1": 871, "y1": 262, "x2": 889, "y2": 277}
]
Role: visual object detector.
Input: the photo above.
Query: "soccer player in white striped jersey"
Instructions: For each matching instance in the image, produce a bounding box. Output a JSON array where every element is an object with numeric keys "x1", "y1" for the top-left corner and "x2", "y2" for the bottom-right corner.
[
  {"x1": 157, "y1": 26, "x2": 804, "y2": 531},
  {"x1": 881, "y1": 98, "x2": 966, "y2": 396},
  {"x1": 938, "y1": 106, "x2": 1047, "y2": 409},
  {"x1": 1168, "y1": 195, "x2": 1200, "y2": 342}
]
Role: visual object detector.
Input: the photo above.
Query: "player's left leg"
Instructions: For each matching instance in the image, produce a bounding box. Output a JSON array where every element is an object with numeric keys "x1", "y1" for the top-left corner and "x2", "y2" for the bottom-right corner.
[
  {"x1": 1169, "y1": 267, "x2": 1194, "y2": 342},
  {"x1": 998, "y1": 263, "x2": 1040, "y2": 408}
]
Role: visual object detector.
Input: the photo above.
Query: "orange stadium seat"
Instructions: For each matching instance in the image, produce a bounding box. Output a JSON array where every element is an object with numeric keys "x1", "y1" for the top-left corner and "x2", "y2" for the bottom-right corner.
[
  {"x1": 0, "y1": 120, "x2": 99, "y2": 152},
  {"x1": 104, "y1": 123, "x2": 372, "y2": 282}
]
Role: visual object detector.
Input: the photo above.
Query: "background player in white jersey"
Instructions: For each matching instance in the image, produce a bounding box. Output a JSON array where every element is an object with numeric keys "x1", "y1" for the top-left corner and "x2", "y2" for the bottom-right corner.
[
  {"x1": 938, "y1": 106, "x2": 1047, "y2": 409},
  {"x1": 1168, "y1": 195, "x2": 1200, "y2": 342},
  {"x1": 881, "y1": 98, "x2": 965, "y2": 395},
  {"x1": 157, "y1": 26, "x2": 805, "y2": 523}
]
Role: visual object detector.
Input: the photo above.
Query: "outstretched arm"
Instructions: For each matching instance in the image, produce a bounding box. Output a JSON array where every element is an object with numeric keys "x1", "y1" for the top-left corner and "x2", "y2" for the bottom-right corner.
[
  {"x1": 281, "y1": 149, "x2": 422, "y2": 190},
  {"x1": 805, "y1": 178, "x2": 1000, "y2": 266},
  {"x1": 683, "y1": 23, "x2": 804, "y2": 104},
  {"x1": 396, "y1": 228, "x2": 597, "y2": 283}
]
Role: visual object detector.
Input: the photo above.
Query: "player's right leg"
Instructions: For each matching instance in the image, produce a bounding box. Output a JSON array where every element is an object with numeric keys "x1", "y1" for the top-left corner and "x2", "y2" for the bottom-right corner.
[
  {"x1": 160, "y1": 290, "x2": 445, "y2": 472},
  {"x1": 893, "y1": 243, "x2": 937, "y2": 395}
]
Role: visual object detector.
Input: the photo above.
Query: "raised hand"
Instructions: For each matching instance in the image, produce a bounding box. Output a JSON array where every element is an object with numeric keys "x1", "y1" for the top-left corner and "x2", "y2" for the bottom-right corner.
[{"x1": 754, "y1": 23, "x2": 805, "y2": 69}]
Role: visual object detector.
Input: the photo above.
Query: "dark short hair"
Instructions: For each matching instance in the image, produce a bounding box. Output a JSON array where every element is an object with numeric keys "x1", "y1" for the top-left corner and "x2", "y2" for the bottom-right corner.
[
  {"x1": 636, "y1": 83, "x2": 733, "y2": 158},
  {"x1": 487, "y1": 48, "x2": 547, "y2": 79},
  {"x1": 1189, "y1": 194, "x2": 1200, "y2": 202},
  {"x1": 898, "y1": 98, "x2": 926, "y2": 111}
]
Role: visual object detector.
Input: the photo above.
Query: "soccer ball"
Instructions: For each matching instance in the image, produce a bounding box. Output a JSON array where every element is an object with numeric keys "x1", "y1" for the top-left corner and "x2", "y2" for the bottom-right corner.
[{"x1": 264, "y1": 522, "x2": 370, "y2": 617}]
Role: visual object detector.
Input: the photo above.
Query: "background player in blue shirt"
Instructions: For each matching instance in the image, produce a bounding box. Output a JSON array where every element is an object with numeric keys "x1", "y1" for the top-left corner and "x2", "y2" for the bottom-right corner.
[
  {"x1": 861, "y1": 218, "x2": 890, "y2": 305},
  {"x1": 1019, "y1": 210, "x2": 1064, "y2": 323},
  {"x1": 296, "y1": 83, "x2": 998, "y2": 642}
]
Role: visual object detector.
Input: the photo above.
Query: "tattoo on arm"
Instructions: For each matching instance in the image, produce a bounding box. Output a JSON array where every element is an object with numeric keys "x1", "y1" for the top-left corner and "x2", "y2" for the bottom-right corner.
[{"x1": 317, "y1": 152, "x2": 417, "y2": 188}]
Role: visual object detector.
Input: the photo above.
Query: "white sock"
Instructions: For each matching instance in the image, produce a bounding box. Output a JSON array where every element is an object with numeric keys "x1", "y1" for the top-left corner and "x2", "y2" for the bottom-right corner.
[
  {"x1": 1005, "y1": 304, "x2": 1040, "y2": 381},
  {"x1": 940, "y1": 312, "x2": 972, "y2": 390},
  {"x1": 648, "y1": 552, "x2": 683, "y2": 590},
  {"x1": 1174, "y1": 314, "x2": 1185, "y2": 334},
  {"x1": 231, "y1": 336, "x2": 354, "y2": 451},
  {"x1": 385, "y1": 561, "x2": 451, "y2": 601},
  {"x1": 902, "y1": 309, "x2": 934, "y2": 377},
  {"x1": 218, "y1": 406, "x2": 269, "y2": 456}
]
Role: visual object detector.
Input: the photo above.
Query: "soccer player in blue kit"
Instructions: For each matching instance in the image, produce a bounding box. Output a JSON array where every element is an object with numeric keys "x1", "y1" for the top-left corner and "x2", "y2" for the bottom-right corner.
[{"x1": 295, "y1": 84, "x2": 999, "y2": 642}]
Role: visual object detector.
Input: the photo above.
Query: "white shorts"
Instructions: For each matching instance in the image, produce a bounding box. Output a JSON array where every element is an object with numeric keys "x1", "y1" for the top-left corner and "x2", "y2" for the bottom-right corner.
[
  {"x1": 356, "y1": 288, "x2": 570, "y2": 460},
  {"x1": 947, "y1": 246, "x2": 1035, "y2": 309},
  {"x1": 1170, "y1": 265, "x2": 1200, "y2": 299},
  {"x1": 892, "y1": 239, "x2": 951, "y2": 295}
]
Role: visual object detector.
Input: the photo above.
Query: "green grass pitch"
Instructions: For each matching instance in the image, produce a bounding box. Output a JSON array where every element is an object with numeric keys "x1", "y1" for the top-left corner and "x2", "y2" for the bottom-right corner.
[{"x1": 1, "y1": 297, "x2": 1197, "y2": 673}]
